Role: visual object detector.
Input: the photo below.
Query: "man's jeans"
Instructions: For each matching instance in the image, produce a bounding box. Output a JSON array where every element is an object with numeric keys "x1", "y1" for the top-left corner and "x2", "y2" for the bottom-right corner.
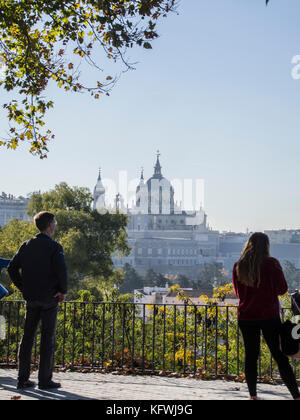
[{"x1": 18, "y1": 301, "x2": 58, "y2": 385}]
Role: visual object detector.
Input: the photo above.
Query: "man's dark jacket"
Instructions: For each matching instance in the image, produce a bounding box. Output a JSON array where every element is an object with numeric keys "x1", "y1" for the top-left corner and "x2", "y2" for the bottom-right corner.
[{"x1": 7, "y1": 233, "x2": 67, "y2": 303}]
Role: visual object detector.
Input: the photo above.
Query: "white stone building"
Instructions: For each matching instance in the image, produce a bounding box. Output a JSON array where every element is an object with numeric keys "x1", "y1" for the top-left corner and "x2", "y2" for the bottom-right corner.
[
  {"x1": 92, "y1": 153, "x2": 300, "y2": 282},
  {"x1": 93, "y1": 169, "x2": 106, "y2": 211},
  {"x1": 93, "y1": 153, "x2": 219, "y2": 280}
]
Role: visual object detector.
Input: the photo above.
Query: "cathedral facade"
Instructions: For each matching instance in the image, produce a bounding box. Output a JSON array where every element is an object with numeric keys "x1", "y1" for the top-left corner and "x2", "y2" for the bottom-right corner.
[{"x1": 93, "y1": 153, "x2": 220, "y2": 280}]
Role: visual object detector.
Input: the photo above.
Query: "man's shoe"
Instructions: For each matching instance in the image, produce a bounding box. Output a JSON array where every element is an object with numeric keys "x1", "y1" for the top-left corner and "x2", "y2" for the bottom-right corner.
[
  {"x1": 38, "y1": 381, "x2": 61, "y2": 390},
  {"x1": 17, "y1": 380, "x2": 35, "y2": 390}
]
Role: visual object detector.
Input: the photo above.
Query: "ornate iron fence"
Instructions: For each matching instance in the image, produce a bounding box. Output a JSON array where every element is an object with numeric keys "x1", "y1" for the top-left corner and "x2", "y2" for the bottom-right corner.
[{"x1": 0, "y1": 300, "x2": 299, "y2": 381}]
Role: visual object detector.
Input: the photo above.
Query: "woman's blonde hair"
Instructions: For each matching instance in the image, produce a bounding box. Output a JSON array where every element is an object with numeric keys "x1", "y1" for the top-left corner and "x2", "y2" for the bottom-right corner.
[{"x1": 236, "y1": 232, "x2": 270, "y2": 287}]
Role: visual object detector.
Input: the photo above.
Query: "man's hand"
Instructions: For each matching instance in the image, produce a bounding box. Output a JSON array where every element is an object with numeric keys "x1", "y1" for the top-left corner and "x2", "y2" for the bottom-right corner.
[{"x1": 53, "y1": 292, "x2": 66, "y2": 303}]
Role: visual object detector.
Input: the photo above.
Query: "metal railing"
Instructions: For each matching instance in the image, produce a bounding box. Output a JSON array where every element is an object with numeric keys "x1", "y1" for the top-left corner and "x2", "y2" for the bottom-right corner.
[{"x1": 0, "y1": 300, "x2": 299, "y2": 381}]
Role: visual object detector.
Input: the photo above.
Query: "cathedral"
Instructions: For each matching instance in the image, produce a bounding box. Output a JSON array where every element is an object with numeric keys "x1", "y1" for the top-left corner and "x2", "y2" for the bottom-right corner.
[{"x1": 93, "y1": 152, "x2": 220, "y2": 280}]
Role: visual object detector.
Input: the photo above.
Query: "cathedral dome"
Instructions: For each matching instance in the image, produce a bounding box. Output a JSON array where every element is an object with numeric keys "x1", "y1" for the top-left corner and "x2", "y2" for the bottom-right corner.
[{"x1": 145, "y1": 152, "x2": 174, "y2": 215}]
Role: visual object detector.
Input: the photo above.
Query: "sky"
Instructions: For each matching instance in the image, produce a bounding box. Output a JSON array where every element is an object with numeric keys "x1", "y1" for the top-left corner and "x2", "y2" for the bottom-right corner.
[{"x1": 1, "y1": 0, "x2": 300, "y2": 233}]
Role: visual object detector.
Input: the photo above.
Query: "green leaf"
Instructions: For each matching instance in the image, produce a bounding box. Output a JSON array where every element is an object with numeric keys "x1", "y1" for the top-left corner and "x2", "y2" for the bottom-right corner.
[
  {"x1": 0, "y1": 0, "x2": 177, "y2": 157},
  {"x1": 143, "y1": 42, "x2": 152, "y2": 49}
]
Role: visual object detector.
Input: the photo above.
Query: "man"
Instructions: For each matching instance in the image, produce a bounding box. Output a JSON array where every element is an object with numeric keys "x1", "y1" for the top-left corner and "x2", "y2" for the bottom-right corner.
[{"x1": 8, "y1": 211, "x2": 67, "y2": 390}]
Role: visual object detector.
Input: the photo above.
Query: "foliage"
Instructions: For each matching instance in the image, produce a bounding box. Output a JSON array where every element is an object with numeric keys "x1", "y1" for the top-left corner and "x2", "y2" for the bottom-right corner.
[
  {"x1": 1, "y1": 284, "x2": 298, "y2": 382},
  {"x1": 213, "y1": 283, "x2": 235, "y2": 302},
  {"x1": 116, "y1": 262, "x2": 230, "y2": 296},
  {"x1": 28, "y1": 183, "x2": 131, "y2": 289},
  {"x1": 195, "y1": 262, "x2": 229, "y2": 289},
  {"x1": 0, "y1": 182, "x2": 131, "y2": 293},
  {"x1": 119, "y1": 263, "x2": 144, "y2": 294},
  {"x1": 0, "y1": 0, "x2": 177, "y2": 158},
  {"x1": 0, "y1": 218, "x2": 37, "y2": 289},
  {"x1": 144, "y1": 268, "x2": 167, "y2": 287},
  {"x1": 27, "y1": 182, "x2": 94, "y2": 215},
  {"x1": 0, "y1": 218, "x2": 38, "y2": 258},
  {"x1": 283, "y1": 261, "x2": 300, "y2": 292}
]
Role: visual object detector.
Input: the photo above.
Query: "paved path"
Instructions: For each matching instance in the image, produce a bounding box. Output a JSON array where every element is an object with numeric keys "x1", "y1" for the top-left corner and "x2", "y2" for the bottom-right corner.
[{"x1": 0, "y1": 369, "x2": 293, "y2": 400}]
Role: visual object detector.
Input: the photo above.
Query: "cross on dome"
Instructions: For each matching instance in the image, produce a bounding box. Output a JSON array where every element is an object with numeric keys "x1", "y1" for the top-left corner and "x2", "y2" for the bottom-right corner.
[{"x1": 154, "y1": 150, "x2": 162, "y2": 177}]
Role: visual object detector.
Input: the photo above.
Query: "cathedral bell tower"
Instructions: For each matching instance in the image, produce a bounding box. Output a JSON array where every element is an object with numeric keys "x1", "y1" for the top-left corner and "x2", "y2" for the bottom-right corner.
[
  {"x1": 93, "y1": 168, "x2": 106, "y2": 211},
  {"x1": 136, "y1": 167, "x2": 148, "y2": 214}
]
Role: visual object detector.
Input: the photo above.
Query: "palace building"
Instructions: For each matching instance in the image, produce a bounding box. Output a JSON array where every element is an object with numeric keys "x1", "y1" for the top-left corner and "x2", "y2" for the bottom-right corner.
[
  {"x1": 93, "y1": 152, "x2": 220, "y2": 280},
  {"x1": 0, "y1": 192, "x2": 30, "y2": 227}
]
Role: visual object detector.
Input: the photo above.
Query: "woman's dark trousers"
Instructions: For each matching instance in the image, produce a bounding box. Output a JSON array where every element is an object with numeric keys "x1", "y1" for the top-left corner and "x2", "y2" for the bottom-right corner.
[
  {"x1": 18, "y1": 301, "x2": 58, "y2": 386},
  {"x1": 239, "y1": 318, "x2": 300, "y2": 399}
]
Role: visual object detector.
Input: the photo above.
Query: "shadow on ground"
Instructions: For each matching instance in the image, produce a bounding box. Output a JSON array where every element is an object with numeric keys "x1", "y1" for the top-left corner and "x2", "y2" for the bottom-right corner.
[{"x1": 0, "y1": 376, "x2": 94, "y2": 400}]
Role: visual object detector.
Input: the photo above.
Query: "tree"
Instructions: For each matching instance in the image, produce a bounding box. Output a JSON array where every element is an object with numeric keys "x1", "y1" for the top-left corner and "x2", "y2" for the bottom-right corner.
[
  {"x1": 0, "y1": 218, "x2": 38, "y2": 291},
  {"x1": 119, "y1": 263, "x2": 144, "y2": 294},
  {"x1": 27, "y1": 182, "x2": 94, "y2": 215},
  {"x1": 144, "y1": 268, "x2": 167, "y2": 287},
  {"x1": 57, "y1": 209, "x2": 130, "y2": 288},
  {"x1": 283, "y1": 261, "x2": 300, "y2": 291},
  {"x1": 0, "y1": 218, "x2": 38, "y2": 258},
  {"x1": 1, "y1": 183, "x2": 131, "y2": 293},
  {"x1": 194, "y1": 262, "x2": 229, "y2": 291},
  {"x1": 0, "y1": 0, "x2": 177, "y2": 158},
  {"x1": 176, "y1": 274, "x2": 192, "y2": 288}
]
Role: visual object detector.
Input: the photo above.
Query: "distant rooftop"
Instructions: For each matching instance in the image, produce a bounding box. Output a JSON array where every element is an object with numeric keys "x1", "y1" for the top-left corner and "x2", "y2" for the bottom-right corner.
[{"x1": 166, "y1": 289, "x2": 213, "y2": 298}]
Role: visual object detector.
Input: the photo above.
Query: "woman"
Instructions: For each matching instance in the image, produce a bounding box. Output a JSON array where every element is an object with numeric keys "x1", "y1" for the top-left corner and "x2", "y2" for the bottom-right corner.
[{"x1": 232, "y1": 232, "x2": 300, "y2": 400}]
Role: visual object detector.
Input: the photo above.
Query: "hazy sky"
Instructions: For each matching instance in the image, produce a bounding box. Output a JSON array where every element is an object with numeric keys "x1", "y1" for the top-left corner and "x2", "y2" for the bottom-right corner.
[{"x1": 1, "y1": 0, "x2": 300, "y2": 233}]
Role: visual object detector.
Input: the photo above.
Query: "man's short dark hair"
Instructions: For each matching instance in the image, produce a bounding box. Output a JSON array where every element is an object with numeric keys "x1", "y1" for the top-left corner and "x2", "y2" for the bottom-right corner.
[{"x1": 34, "y1": 211, "x2": 55, "y2": 232}]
